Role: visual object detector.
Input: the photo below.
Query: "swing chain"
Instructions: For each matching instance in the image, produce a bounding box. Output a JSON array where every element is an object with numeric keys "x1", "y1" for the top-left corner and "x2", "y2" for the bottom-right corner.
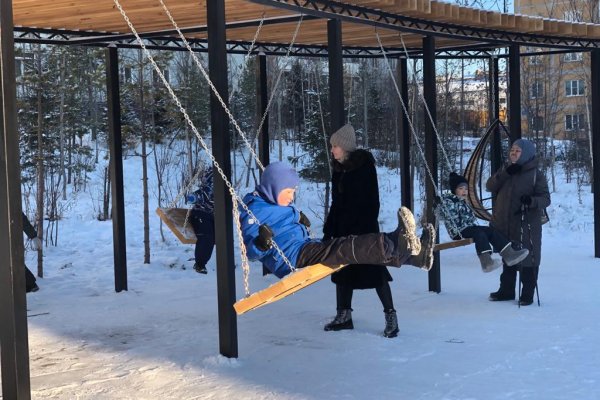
[
  {"x1": 114, "y1": 0, "x2": 297, "y2": 285},
  {"x1": 376, "y1": 31, "x2": 464, "y2": 240}
]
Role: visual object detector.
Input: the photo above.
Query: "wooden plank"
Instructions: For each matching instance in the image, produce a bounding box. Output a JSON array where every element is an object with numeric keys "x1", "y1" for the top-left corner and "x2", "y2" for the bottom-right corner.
[
  {"x1": 156, "y1": 207, "x2": 196, "y2": 244},
  {"x1": 434, "y1": 238, "x2": 473, "y2": 251},
  {"x1": 234, "y1": 263, "x2": 345, "y2": 315}
]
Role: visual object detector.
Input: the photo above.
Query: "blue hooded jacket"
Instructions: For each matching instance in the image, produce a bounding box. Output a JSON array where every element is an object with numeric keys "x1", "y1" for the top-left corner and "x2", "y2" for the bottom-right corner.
[{"x1": 239, "y1": 162, "x2": 314, "y2": 278}]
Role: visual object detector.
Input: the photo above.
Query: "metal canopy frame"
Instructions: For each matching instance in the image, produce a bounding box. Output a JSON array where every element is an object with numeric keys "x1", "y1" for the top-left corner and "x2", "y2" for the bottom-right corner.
[
  {"x1": 248, "y1": 0, "x2": 600, "y2": 50},
  {"x1": 5, "y1": 1, "x2": 600, "y2": 398}
]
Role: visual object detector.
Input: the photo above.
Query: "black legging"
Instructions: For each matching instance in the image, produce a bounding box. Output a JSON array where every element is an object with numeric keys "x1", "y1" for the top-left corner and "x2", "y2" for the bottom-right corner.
[{"x1": 336, "y1": 282, "x2": 395, "y2": 312}]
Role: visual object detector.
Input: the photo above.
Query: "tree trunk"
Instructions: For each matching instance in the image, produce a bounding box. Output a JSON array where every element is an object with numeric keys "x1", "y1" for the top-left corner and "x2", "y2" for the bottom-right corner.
[
  {"x1": 36, "y1": 53, "x2": 45, "y2": 278},
  {"x1": 139, "y1": 52, "x2": 151, "y2": 264},
  {"x1": 59, "y1": 53, "x2": 67, "y2": 200}
]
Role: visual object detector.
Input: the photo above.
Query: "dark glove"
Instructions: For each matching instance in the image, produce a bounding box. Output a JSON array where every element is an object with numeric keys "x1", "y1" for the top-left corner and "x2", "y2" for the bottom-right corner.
[
  {"x1": 299, "y1": 211, "x2": 311, "y2": 228},
  {"x1": 254, "y1": 224, "x2": 274, "y2": 251},
  {"x1": 520, "y1": 195, "x2": 532, "y2": 206},
  {"x1": 506, "y1": 163, "x2": 522, "y2": 175}
]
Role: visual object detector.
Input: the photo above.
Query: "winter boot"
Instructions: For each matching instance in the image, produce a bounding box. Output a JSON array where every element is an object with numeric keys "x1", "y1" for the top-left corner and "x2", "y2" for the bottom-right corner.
[
  {"x1": 399, "y1": 207, "x2": 420, "y2": 255},
  {"x1": 478, "y1": 251, "x2": 501, "y2": 273},
  {"x1": 499, "y1": 244, "x2": 529, "y2": 267},
  {"x1": 489, "y1": 290, "x2": 515, "y2": 301},
  {"x1": 405, "y1": 223, "x2": 436, "y2": 271},
  {"x1": 383, "y1": 309, "x2": 399, "y2": 338},
  {"x1": 193, "y1": 262, "x2": 208, "y2": 274},
  {"x1": 324, "y1": 309, "x2": 353, "y2": 331}
]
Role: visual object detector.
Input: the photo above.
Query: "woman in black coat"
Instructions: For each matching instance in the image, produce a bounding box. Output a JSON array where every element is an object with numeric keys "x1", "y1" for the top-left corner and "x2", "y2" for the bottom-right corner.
[
  {"x1": 322, "y1": 124, "x2": 398, "y2": 338},
  {"x1": 486, "y1": 138, "x2": 550, "y2": 305}
]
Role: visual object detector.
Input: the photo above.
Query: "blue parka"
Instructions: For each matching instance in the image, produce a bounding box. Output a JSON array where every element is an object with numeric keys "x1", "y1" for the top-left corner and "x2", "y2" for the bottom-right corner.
[{"x1": 240, "y1": 192, "x2": 314, "y2": 278}]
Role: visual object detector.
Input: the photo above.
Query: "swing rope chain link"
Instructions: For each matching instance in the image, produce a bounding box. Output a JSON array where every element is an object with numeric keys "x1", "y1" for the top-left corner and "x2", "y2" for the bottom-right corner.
[
  {"x1": 376, "y1": 31, "x2": 464, "y2": 240},
  {"x1": 158, "y1": 0, "x2": 301, "y2": 279},
  {"x1": 114, "y1": 0, "x2": 296, "y2": 297}
]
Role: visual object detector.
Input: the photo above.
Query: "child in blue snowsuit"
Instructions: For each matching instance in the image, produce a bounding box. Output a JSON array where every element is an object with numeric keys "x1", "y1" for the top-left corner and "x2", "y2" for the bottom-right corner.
[
  {"x1": 187, "y1": 168, "x2": 215, "y2": 274},
  {"x1": 239, "y1": 162, "x2": 436, "y2": 278},
  {"x1": 437, "y1": 172, "x2": 529, "y2": 272}
]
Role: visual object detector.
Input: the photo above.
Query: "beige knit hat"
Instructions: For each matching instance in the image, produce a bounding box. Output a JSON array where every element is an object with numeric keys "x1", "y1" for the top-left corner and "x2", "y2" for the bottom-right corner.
[{"x1": 329, "y1": 124, "x2": 357, "y2": 152}]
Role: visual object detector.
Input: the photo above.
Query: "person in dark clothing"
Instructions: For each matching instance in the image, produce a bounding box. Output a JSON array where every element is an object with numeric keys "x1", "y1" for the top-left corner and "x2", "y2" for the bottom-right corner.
[
  {"x1": 22, "y1": 212, "x2": 41, "y2": 292},
  {"x1": 486, "y1": 139, "x2": 551, "y2": 306},
  {"x1": 239, "y1": 162, "x2": 436, "y2": 284},
  {"x1": 437, "y1": 172, "x2": 529, "y2": 272},
  {"x1": 322, "y1": 124, "x2": 399, "y2": 338},
  {"x1": 186, "y1": 168, "x2": 215, "y2": 274}
]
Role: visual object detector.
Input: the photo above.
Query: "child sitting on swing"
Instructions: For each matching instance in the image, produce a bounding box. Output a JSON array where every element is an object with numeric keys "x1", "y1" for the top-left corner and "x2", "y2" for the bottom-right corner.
[
  {"x1": 239, "y1": 162, "x2": 436, "y2": 278},
  {"x1": 437, "y1": 172, "x2": 529, "y2": 272}
]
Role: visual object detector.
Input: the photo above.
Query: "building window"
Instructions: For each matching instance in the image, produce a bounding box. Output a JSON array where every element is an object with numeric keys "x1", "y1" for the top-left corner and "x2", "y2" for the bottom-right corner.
[
  {"x1": 530, "y1": 81, "x2": 544, "y2": 99},
  {"x1": 565, "y1": 80, "x2": 585, "y2": 97},
  {"x1": 564, "y1": 52, "x2": 583, "y2": 62},
  {"x1": 565, "y1": 114, "x2": 585, "y2": 131},
  {"x1": 531, "y1": 115, "x2": 544, "y2": 132},
  {"x1": 529, "y1": 55, "x2": 543, "y2": 65}
]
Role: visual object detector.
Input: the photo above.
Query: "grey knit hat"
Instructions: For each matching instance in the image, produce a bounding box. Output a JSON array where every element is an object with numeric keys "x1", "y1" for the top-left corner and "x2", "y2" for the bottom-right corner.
[{"x1": 330, "y1": 124, "x2": 357, "y2": 152}]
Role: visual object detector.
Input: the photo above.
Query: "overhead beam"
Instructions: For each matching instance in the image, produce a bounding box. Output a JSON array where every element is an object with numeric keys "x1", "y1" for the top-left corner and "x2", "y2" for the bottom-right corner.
[{"x1": 248, "y1": 0, "x2": 600, "y2": 50}]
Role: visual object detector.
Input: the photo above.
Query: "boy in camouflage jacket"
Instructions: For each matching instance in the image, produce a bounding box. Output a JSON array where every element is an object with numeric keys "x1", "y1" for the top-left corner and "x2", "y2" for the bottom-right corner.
[{"x1": 437, "y1": 172, "x2": 529, "y2": 272}]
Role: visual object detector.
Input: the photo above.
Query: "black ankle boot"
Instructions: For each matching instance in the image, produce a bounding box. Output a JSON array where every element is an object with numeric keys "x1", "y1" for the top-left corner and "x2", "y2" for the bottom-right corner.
[
  {"x1": 489, "y1": 289, "x2": 515, "y2": 301},
  {"x1": 383, "y1": 309, "x2": 399, "y2": 338},
  {"x1": 324, "y1": 309, "x2": 353, "y2": 331}
]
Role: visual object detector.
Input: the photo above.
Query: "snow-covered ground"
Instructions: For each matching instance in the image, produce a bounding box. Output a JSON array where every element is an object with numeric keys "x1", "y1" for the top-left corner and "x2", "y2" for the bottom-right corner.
[{"x1": 5, "y1": 145, "x2": 600, "y2": 399}]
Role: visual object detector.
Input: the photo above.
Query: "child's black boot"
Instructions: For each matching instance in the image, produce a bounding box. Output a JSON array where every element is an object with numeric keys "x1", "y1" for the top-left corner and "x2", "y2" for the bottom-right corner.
[{"x1": 383, "y1": 309, "x2": 399, "y2": 338}]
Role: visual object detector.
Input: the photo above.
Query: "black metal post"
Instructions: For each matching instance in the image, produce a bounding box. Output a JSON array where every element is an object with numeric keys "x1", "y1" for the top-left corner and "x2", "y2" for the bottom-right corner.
[
  {"x1": 423, "y1": 36, "x2": 440, "y2": 293},
  {"x1": 489, "y1": 56, "x2": 502, "y2": 174},
  {"x1": 256, "y1": 53, "x2": 270, "y2": 276},
  {"x1": 328, "y1": 18, "x2": 345, "y2": 131},
  {"x1": 207, "y1": 0, "x2": 238, "y2": 358},
  {"x1": 0, "y1": 0, "x2": 31, "y2": 396},
  {"x1": 397, "y1": 57, "x2": 413, "y2": 209},
  {"x1": 508, "y1": 44, "x2": 521, "y2": 141},
  {"x1": 105, "y1": 45, "x2": 128, "y2": 293},
  {"x1": 257, "y1": 53, "x2": 269, "y2": 168},
  {"x1": 591, "y1": 50, "x2": 600, "y2": 258}
]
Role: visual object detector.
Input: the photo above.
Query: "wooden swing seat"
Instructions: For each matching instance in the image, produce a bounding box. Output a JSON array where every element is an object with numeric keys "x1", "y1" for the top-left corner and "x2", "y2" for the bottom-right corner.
[
  {"x1": 434, "y1": 238, "x2": 473, "y2": 251},
  {"x1": 156, "y1": 207, "x2": 196, "y2": 244},
  {"x1": 234, "y1": 263, "x2": 346, "y2": 315}
]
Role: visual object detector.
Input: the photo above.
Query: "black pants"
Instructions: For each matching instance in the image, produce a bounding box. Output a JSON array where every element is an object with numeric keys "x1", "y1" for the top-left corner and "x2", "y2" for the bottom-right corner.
[
  {"x1": 25, "y1": 266, "x2": 37, "y2": 291},
  {"x1": 498, "y1": 264, "x2": 539, "y2": 300},
  {"x1": 457, "y1": 226, "x2": 510, "y2": 255},
  {"x1": 296, "y1": 233, "x2": 408, "y2": 269},
  {"x1": 189, "y1": 209, "x2": 215, "y2": 268},
  {"x1": 336, "y1": 283, "x2": 395, "y2": 312}
]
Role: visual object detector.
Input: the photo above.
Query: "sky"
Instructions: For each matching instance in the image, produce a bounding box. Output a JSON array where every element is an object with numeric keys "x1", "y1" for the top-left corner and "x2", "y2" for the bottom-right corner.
[{"x1": 3, "y1": 141, "x2": 600, "y2": 400}]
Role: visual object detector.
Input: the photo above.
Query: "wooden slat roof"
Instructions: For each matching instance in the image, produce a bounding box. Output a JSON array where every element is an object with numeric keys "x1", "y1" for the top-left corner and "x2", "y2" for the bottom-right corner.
[{"x1": 12, "y1": 0, "x2": 600, "y2": 50}]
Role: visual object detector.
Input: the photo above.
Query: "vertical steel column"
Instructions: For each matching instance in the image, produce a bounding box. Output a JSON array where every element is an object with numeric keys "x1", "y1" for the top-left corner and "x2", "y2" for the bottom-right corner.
[
  {"x1": 256, "y1": 53, "x2": 269, "y2": 168},
  {"x1": 207, "y1": 0, "x2": 238, "y2": 358},
  {"x1": 423, "y1": 36, "x2": 440, "y2": 293},
  {"x1": 256, "y1": 53, "x2": 270, "y2": 276},
  {"x1": 508, "y1": 44, "x2": 521, "y2": 141},
  {"x1": 0, "y1": 0, "x2": 31, "y2": 397},
  {"x1": 397, "y1": 58, "x2": 412, "y2": 209},
  {"x1": 328, "y1": 19, "x2": 344, "y2": 131},
  {"x1": 591, "y1": 50, "x2": 600, "y2": 257},
  {"x1": 489, "y1": 56, "x2": 502, "y2": 174},
  {"x1": 105, "y1": 45, "x2": 128, "y2": 293}
]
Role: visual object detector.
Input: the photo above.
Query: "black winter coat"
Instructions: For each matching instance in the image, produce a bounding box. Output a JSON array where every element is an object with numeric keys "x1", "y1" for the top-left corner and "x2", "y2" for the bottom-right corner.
[
  {"x1": 323, "y1": 149, "x2": 392, "y2": 289},
  {"x1": 486, "y1": 158, "x2": 550, "y2": 267}
]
